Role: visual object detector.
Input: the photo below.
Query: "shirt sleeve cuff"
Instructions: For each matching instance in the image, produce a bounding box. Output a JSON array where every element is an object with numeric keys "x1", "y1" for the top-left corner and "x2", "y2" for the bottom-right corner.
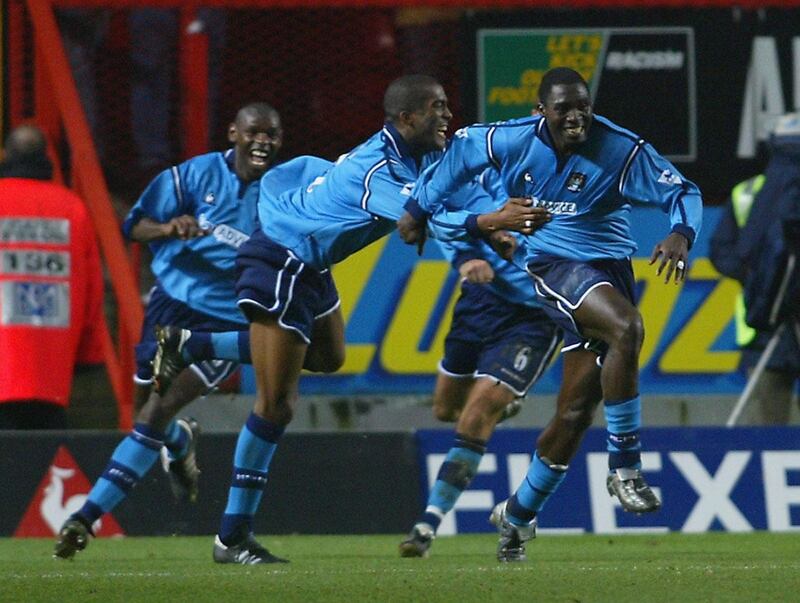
[
  {"x1": 121, "y1": 214, "x2": 137, "y2": 240},
  {"x1": 465, "y1": 214, "x2": 484, "y2": 239},
  {"x1": 403, "y1": 198, "x2": 429, "y2": 221},
  {"x1": 671, "y1": 224, "x2": 696, "y2": 249}
]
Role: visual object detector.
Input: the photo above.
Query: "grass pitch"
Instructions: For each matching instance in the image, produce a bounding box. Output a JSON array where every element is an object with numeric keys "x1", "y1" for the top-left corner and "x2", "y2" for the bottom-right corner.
[{"x1": 2, "y1": 532, "x2": 798, "y2": 602}]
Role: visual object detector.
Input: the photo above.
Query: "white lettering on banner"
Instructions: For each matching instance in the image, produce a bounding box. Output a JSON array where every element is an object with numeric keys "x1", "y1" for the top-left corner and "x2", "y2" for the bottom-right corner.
[
  {"x1": 670, "y1": 451, "x2": 753, "y2": 532},
  {"x1": 588, "y1": 452, "x2": 668, "y2": 534},
  {"x1": 762, "y1": 451, "x2": 800, "y2": 532},
  {"x1": 427, "y1": 453, "x2": 497, "y2": 536},
  {"x1": 737, "y1": 37, "x2": 789, "y2": 158},
  {"x1": 605, "y1": 50, "x2": 684, "y2": 71}
]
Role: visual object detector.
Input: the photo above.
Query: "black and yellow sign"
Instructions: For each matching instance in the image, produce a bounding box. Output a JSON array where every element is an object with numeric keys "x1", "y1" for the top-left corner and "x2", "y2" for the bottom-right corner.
[{"x1": 478, "y1": 28, "x2": 696, "y2": 161}]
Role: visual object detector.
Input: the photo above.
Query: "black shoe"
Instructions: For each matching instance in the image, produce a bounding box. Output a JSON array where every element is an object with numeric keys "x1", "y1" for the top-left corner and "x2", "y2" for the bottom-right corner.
[
  {"x1": 161, "y1": 418, "x2": 201, "y2": 503},
  {"x1": 398, "y1": 523, "x2": 434, "y2": 558},
  {"x1": 53, "y1": 517, "x2": 92, "y2": 560},
  {"x1": 606, "y1": 468, "x2": 661, "y2": 514},
  {"x1": 489, "y1": 501, "x2": 536, "y2": 563},
  {"x1": 152, "y1": 325, "x2": 190, "y2": 395},
  {"x1": 213, "y1": 533, "x2": 289, "y2": 565}
]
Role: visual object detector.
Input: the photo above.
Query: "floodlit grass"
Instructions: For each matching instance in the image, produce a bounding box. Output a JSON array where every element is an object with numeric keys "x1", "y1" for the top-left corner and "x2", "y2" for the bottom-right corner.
[{"x1": 2, "y1": 533, "x2": 798, "y2": 602}]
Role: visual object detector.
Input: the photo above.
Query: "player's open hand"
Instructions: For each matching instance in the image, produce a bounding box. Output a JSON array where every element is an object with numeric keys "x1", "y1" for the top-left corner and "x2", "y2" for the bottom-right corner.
[
  {"x1": 397, "y1": 210, "x2": 427, "y2": 255},
  {"x1": 459, "y1": 259, "x2": 495, "y2": 284},
  {"x1": 487, "y1": 230, "x2": 517, "y2": 260},
  {"x1": 650, "y1": 232, "x2": 690, "y2": 284},
  {"x1": 479, "y1": 198, "x2": 551, "y2": 235},
  {"x1": 166, "y1": 215, "x2": 208, "y2": 240}
]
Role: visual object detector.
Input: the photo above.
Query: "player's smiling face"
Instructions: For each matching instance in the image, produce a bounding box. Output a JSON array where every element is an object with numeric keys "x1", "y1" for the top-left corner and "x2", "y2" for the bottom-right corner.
[
  {"x1": 229, "y1": 109, "x2": 283, "y2": 183},
  {"x1": 406, "y1": 85, "x2": 453, "y2": 157},
  {"x1": 540, "y1": 82, "x2": 593, "y2": 155}
]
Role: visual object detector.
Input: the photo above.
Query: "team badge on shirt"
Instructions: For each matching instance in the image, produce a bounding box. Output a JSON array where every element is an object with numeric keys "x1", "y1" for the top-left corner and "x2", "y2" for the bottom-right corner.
[
  {"x1": 566, "y1": 172, "x2": 587, "y2": 192},
  {"x1": 657, "y1": 169, "x2": 683, "y2": 185}
]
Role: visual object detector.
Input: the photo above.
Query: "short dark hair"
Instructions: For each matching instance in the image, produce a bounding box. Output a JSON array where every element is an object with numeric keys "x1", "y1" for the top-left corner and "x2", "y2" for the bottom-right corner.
[
  {"x1": 538, "y1": 67, "x2": 589, "y2": 105},
  {"x1": 383, "y1": 74, "x2": 441, "y2": 122},
  {"x1": 235, "y1": 102, "x2": 280, "y2": 125}
]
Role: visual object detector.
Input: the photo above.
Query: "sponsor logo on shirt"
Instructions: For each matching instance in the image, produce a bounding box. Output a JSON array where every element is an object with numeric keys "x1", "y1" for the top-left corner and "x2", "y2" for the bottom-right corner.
[
  {"x1": 658, "y1": 169, "x2": 683, "y2": 185},
  {"x1": 566, "y1": 172, "x2": 587, "y2": 193},
  {"x1": 529, "y1": 196, "x2": 577, "y2": 215},
  {"x1": 197, "y1": 214, "x2": 250, "y2": 249},
  {"x1": 204, "y1": 192, "x2": 216, "y2": 204}
]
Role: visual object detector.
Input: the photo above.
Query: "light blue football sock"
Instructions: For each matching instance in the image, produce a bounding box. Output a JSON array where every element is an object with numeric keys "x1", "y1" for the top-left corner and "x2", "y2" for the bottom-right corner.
[
  {"x1": 75, "y1": 423, "x2": 164, "y2": 526},
  {"x1": 219, "y1": 413, "x2": 283, "y2": 544},
  {"x1": 604, "y1": 395, "x2": 642, "y2": 471}
]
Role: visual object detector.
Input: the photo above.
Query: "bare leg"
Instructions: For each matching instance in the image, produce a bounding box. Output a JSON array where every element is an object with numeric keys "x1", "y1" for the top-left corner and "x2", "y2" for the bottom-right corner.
[
  {"x1": 536, "y1": 349, "x2": 603, "y2": 465},
  {"x1": 136, "y1": 369, "x2": 207, "y2": 431},
  {"x1": 573, "y1": 285, "x2": 643, "y2": 401},
  {"x1": 250, "y1": 317, "x2": 308, "y2": 424},
  {"x1": 431, "y1": 373, "x2": 475, "y2": 422},
  {"x1": 303, "y1": 308, "x2": 345, "y2": 373},
  {"x1": 455, "y1": 378, "x2": 517, "y2": 441}
]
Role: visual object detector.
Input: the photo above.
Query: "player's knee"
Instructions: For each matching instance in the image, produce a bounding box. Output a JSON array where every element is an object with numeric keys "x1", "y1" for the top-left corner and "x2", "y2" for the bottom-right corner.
[
  {"x1": 255, "y1": 394, "x2": 296, "y2": 426},
  {"x1": 433, "y1": 399, "x2": 459, "y2": 422},
  {"x1": 458, "y1": 392, "x2": 511, "y2": 430},
  {"x1": 558, "y1": 405, "x2": 595, "y2": 435},
  {"x1": 610, "y1": 311, "x2": 644, "y2": 353},
  {"x1": 325, "y1": 346, "x2": 346, "y2": 372},
  {"x1": 304, "y1": 346, "x2": 345, "y2": 373}
]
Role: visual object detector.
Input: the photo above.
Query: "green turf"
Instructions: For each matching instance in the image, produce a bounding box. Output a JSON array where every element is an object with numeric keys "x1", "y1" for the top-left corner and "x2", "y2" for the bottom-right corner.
[{"x1": 2, "y1": 533, "x2": 799, "y2": 602}]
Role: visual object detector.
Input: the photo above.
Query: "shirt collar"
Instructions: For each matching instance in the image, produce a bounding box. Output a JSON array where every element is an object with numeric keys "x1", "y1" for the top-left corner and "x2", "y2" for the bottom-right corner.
[
  {"x1": 535, "y1": 117, "x2": 556, "y2": 150},
  {"x1": 224, "y1": 148, "x2": 237, "y2": 171},
  {"x1": 382, "y1": 122, "x2": 413, "y2": 159},
  {"x1": 224, "y1": 148, "x2": 259, "y2": 199}
]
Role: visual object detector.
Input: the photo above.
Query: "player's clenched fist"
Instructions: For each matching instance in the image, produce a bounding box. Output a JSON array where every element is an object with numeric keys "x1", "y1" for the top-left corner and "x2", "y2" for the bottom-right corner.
[
  {"x1": 166, "y1": 215, "x2": 209, "y2": 240},
  {"x1": 477, "y1": 198, "x2": 551, "y2": 235}
]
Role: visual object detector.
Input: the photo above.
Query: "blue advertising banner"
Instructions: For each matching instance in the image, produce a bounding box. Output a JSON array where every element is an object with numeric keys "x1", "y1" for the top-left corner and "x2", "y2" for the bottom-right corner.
[
  {"x1": 414, "y1": 427, "x2": 800, "y2": 535},
  {"x1": 244, "y1": 205, "x2": 747, "y2": 396}
]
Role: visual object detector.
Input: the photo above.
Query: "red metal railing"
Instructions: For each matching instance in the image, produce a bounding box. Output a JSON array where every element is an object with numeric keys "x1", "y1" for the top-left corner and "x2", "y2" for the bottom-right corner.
[{"x1": 22, "y1": 0, "x2": 146, "y2": 429}]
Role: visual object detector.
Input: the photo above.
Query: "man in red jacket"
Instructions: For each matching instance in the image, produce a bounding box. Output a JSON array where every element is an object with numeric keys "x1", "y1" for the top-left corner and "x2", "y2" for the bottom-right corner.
[{"x1": 0, "y1": 125, "x2": 104, "y2": 428}]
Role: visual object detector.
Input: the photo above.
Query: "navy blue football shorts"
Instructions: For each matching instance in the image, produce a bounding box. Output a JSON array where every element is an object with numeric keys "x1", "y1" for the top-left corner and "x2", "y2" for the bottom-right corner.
[
  {"x1": 526, "y1": 254, "x2": 637, "y2": 358},
  {"x1": 135, "y1": 282, "x2": 241, "y2": 389},
  {"x1": 235, "y1": 230, "x2": 340, "y2": 343},
  {"x1": 440, "y1": 282, "x2": 561, "y2": 396}
]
